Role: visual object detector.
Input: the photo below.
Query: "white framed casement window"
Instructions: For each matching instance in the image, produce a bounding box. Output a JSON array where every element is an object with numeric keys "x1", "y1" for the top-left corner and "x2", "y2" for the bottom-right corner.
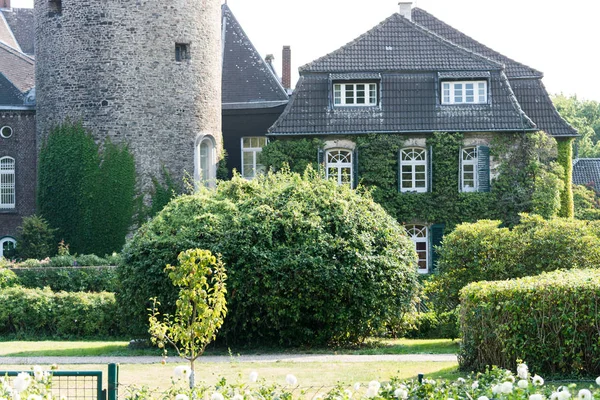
[
  {"x1": 0, "y1": 156, "x2": 15, "y2": 209},
  {"x1": 0, "y1": 237, "x2": 16, "y2": 259},
  {"x1": 195, "y1": 136, "x2": 216, "y2": 187},
  {"x1": 241, "y1": 137, "x2": 267, "y2": 179},
  {"x1": 406, "y1": 225, "x2": 429, "y2": 273},
  {"x1": 442, "y1": 81, "x2": 487, "y2": 104},
  {"x1": 400, "y1": 148, "x2": 427, "y2": 192},
  {"x1": 461, "y1": 147, "x2": 478, "y2": 192},
  {"x1": 326, "y1": 149, "x2": 353, "y2": 186},
  {"x1": 333, "y1": 82, "x2": 377, "y2": 106}
]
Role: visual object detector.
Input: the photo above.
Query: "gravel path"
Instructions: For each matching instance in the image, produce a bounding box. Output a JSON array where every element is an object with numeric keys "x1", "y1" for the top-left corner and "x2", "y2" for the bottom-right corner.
[{"x1": 0, "y1": 354, "x2": 457, "y2": 365}]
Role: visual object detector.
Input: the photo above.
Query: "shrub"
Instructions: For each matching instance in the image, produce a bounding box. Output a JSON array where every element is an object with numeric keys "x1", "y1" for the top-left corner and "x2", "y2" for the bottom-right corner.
[
  {"x1": 11, "y1": 266, "x2": 117, "y2": 292},
  {"x1": 0, "y1": 268, "x2": 18, "y2": 288},
  {"x1": 574, "y1": 184, "x2": 600, "y2": 220},
  {"x1": 392, "y1": 310, "x2": 459, "y2": 340},
  {"x1": 16, "y1": 215, "x2": 56, "y2": 259},
  {"x1": 118, "y1": 169, "x2": 418, "y2": 346},
  {"x1": 428, "y1": 214, "x2": 600, "y2": 309},
  {"x1": 459, "y1": 269, "x2": 600, "y2": 376},
  {"x1": 0, "y1": 286, "x2": 120, "y2": 337}
]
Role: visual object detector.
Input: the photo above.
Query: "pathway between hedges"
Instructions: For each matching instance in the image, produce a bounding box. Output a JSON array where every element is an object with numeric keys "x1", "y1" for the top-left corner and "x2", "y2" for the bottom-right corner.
[{"x1": 0, "y1": 354, "x2": 457, "y2": 365}]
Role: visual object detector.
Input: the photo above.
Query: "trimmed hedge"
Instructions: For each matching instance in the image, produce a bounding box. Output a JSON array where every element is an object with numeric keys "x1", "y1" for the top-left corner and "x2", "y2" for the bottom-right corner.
[
  {"x1": 0, "y1": 286, "x2": 120, "y2": 337},
  {"x1": 459, "y1": 269, "x2": 600, "y2": 376},
  {"x1": 427, "y1": 214, "x2": 600, "y2": 309},
  {"x1": 10, "y1": 266, "x2": 117, "y2": 292}
]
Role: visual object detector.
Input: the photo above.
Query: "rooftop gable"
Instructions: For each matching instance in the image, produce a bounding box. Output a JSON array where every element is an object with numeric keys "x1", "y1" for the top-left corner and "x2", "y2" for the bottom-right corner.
[
  {"x1": 221, "y1": 4, "x2": 289, "y2": 108},
  {"x1": 411, "y1": 8, "x2": 542, "y2": 79},
  {"x1": 301, "y1": 13, "x2": 502, "y2": 73},
  {"x1": 0, "y1": 41, "x2": 34, "y2": 93},
  {"x1": 1, "y1": 8, "x2": 34, "y2": 56},
  {"x1": 0, "y1": 9, "x2": 20, "y2": 52}
]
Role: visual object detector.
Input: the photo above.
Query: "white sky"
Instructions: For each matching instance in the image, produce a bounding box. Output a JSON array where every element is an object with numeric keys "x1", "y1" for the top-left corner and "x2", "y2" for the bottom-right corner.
[{"x1": 12, "y1": 0, "x2": 600, "y2": 101}]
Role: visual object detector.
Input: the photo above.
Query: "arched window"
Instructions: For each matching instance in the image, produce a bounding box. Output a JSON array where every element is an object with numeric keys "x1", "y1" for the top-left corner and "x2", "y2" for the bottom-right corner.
[
  {"x1": 0, "y1": 237, "x2": 16, "y2": 259},
  {"x1": 326, "y1": 149, "x2": 353, "y2": 187},
  {"x1": 196, "y1": 136, "x2": 215, "y2": 186},
  {"x1": 400, "y1": 148, "x2": 427, "y2": 192},
  {"x1": 0, "y1": 156, "x2": 15, "y2": 209},
  {"x1": 406, "y1": 225, "x2": 428, "y2": 273},
  {"x1": 461, "y1": 147, "x2": 478, "y2": 192}
]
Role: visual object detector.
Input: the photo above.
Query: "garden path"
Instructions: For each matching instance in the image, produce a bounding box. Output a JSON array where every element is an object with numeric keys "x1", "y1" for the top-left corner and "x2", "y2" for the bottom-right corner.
[{"x1": 0, "y1": 354, "x2": 457, "y2": 365}]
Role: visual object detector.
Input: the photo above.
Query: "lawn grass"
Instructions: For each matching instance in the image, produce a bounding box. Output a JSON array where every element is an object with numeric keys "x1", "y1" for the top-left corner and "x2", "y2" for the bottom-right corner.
[{"x1": 0, "y1": 338, "x2": 459, "y2": 357}]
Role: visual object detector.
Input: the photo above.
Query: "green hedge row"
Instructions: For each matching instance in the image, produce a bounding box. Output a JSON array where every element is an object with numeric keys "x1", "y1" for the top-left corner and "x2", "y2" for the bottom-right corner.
[
  {"x1": 9, "y1": 266, "x2": 117, "y2": 292},
  {"x1": 459, "y1": 269, "x2": 600, "y2": 376},
  {"x1": 0, "y1": 287, "x2": 121, "y2": 338}
]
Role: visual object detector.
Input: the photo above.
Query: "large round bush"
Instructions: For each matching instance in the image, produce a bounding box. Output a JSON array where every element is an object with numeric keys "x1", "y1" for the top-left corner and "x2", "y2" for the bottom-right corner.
[{"x1": 117, "y1": 170, "x2": 418, "y2": 346}]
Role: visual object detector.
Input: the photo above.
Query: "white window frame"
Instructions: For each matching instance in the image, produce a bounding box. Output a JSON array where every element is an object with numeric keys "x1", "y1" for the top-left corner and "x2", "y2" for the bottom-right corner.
[
  {"x1": 241, "y1": 137, "x2": 268, "y2": 180},
  {"x1": 406, "y1": 225, "x2": 429, "y2": 274},
  {"x1": 442, "y1": 81, "x2": 487, "y2": 105},
  {"x1": 461, "y1": 147, "x2": 478, "y2": 192},
  {"x1": 195, "y1": 136, "x2": 216, "y2": 187},
  {"x1": 325, "y1": 149, "x2": 353, "y2": 187},
  {"x1": 400, "y1": 148, "x2": 427, "y2": 193},
  {"x1": 0, "y1": 126, "x2": 12, "y2": 139},
  {"x1": 0, "y1": 156, "x2": 15, "y2": 209},
  {"x1": 0, "y1": 237, "x2": 16, "y2": 259},
  {"x1": 333, "y1": 82, "x2": 378, "y2": 106}
]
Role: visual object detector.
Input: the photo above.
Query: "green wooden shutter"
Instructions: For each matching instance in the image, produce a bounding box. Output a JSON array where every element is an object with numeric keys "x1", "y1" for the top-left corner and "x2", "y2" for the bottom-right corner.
[
  {"x1": 428, "y1": 146, "x2": 433, "y2": 192},
  {"x1": 429, "y1": 223, "x2": 445, "y2": 272},
  {"x1": 398, "y1": 150, "x2": 402, "y2": 192},
  {"x1": 317, "y1": 148, "x2": 324, "y2": 174},
  {"x1": 458, "y1": 147, "x2": 463, "y2": 192},
  {"x1": 477, "y1": 145, "x2": 490, "y2": 192},
  {"x1": 352, "y1": 148, "x2": 359, "y2": 189}
]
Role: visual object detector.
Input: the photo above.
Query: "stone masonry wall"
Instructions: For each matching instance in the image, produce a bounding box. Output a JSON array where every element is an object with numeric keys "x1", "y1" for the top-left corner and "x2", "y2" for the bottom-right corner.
[
  {"x1": 0, "y1": 110, "x2": 36, "y2": 238},
  {"x1": 34, "y1": 0, "x2": 222, "y2": 192}
]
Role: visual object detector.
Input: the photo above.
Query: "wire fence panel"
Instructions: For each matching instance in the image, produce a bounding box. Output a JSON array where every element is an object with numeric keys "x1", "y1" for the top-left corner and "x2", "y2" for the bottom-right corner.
[{"x1": 0, "y1": 371, "x2": 103, "y2": 400}]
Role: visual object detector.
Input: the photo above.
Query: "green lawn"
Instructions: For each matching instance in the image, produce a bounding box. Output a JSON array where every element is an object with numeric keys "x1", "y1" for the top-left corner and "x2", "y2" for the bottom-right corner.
[{"x1": 0, "y1": 338, "x2": 459, "y2": 357}]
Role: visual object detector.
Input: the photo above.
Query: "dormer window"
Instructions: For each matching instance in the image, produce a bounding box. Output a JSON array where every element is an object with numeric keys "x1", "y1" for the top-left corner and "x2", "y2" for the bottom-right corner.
[
  {"x1": 442, "y1": 81, "x2": 487, "y2": 105},
  {"x1": 333, "y1": 82, "x2": 378, "y2": 106}
]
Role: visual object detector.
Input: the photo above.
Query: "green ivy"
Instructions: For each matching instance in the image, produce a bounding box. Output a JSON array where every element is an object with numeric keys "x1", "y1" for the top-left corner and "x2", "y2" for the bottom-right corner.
[{"x1": 557, "y1": 138, "x2": 575, "y2": 217}]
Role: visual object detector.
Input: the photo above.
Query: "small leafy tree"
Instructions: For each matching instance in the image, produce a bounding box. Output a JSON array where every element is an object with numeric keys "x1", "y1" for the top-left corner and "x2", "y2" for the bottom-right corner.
[
  {"x1": 148, "y1": 248, "x2": 227, "y2": 387},
  {"x1": 16, "y1": 215, "x2": 56, "y2": 259}
]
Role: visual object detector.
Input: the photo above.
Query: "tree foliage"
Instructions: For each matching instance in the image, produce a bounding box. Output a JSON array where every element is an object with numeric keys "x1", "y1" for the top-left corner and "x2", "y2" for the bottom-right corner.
[
  {"x1": 552, "y1": 94, "x2": 600, "y2": 157},
  {"x1": 118, "y1": 169, "x2": 418, "y2": 346},
  {"x1": 573, "y1": 184, "x2": 600, "y2": 220},
  {"x1": 16, "y1": 215, "x2": 56, "y2": 259},
  {"x1": 38, "y1": 123, "x2": 136, "y2": 255}
]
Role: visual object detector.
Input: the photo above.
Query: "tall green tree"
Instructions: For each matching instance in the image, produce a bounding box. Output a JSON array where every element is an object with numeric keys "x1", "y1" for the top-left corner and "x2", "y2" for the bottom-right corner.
[{"x1": 553, "y1": 94, "x2": 600, "y2": 157}]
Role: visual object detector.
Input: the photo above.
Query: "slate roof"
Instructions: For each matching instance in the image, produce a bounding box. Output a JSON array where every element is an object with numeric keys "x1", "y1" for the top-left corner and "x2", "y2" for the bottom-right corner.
[
  {"x1": 0, "y1": 71, "x2": 24, "y2": 105},
  {"x1": 1, "y1": 8, "x2": 34, "y2": 56},
  {"x1": 301, "y1": 13, "x2": 502, "y2": 73},
  {"x1": 0, "y1": 9, "x2": 19, "y2": 51},
  {"x1": 0, "y1": 41, "x2": 34, "y2": 93},
  {"x1": 411, "y1": 8, "x2": 541, "y2": 79},
  {"x1": 573, "y1": 159, "x2": 600, "y2": 190},
  {"x1": 221, "y1": 4, "x2": 288, "y2": 109}
]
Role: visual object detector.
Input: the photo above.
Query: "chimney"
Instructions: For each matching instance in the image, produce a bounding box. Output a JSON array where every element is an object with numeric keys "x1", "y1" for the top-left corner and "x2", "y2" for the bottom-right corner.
[
  {"x1": 398, "y1": 2, "x2": 412, "y2": 21},
  {"x1": 0, "y1": 0, "x2": 10, "y2": 9},
  {"x1": 282, "y1": 45, "x2": 291, "y2": 91}
]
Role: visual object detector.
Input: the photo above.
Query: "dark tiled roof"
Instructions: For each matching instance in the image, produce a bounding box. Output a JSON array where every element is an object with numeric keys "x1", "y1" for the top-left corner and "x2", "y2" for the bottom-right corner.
[
  {"x1": 301, "y1": 13, "x2": 502, "y2": 73},
  {"x1": 1, "y1": 8, "x2": 34, "y2": 56},
  {"x1": 0, "y1": 41, "x2": 34, "y2": 93},
  {"x1": 0, "y1": 9, "x2": 19, "y2": 51},
  {"x1": 269, "y1": 71, "x2": 535, "y2": 136},
  {"x1": 0, "y1": 72, "x2": 23, "y2": 105},
  {"x1": 412, "y1": 8, "x2": 541, "y2": 79},
  {"x1": 573, "y1": 159, "x2": 600, "y2": 190},
  {"x1": 509, "y1": 78, "x2": 578, "y2": 137},
  {"x1": 221, "y1": 4, "x2": 288, "y2": 108}
]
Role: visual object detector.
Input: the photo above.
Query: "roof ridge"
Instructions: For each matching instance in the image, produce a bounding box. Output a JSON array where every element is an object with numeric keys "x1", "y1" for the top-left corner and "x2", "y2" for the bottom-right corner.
[
  {"x1": 0, "y1": 10, "x2": 21, "y2": 53},
  {"x1": 222, "y1": 4, "x2": 288, "y2": 98},
  {"x1": 268, "y1": 76, "x2": 303, "y2": 134},
  {"x1": 412, "y1": 7, "x2": 543, "y2": 78},
  {"x1": 499, "y1": 70, "x2": 536, "y2": 130},
  {"x1": 0, "y1": 40, "x2": 34, "y2": 64}
]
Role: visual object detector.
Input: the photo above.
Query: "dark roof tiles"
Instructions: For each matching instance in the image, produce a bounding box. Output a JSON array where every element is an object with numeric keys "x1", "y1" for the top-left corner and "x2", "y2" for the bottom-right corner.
[
  {"x1": 0, "y1": 71, "x2": 24, "y2": 105},
  {"x1": 1, "y1": 8, "x2": 34, "y2": 56},
  {"x1": 0, "y1": 41, "x2": 34, "y2": 93},
  {"x1": 573, "y1": 159, "x2": 600, "y2": 190}
]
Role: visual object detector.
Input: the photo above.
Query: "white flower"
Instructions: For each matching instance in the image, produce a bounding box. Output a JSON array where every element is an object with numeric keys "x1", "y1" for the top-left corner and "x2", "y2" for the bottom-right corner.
[
  {"x1": 529, "y1": 395, "x2": 544, "y2": 400},
  {"x1": 173, "y1": 366, "x2": 191, "y2": 381},
  {"x1": 13, "y1": 373, "x2": 31, "y2": 393},
  {"x1": 353, "y1": 383, "x2": 361, "y2": 391},
  {"x1": 232, "y1": 395, "x2": 243, "y2": 400},
  {"x1": 556, "y1": 388, "x2": 571, "y2": 400},
  {"x1": 596, "y1": 376, "x2": 600, "y2": 386},
  {"x1": 249, "y1": 371, "x2": 258, "y2": 383},
  {"x1": 175, "y1": 394, "x2": 189, "y2": 400},
  {"x1": 500, "y1": 381, "x2": 514, "y2": 394},
  {"x1": 33, "y1": 366, "x2": 44, "y2": 381},
  {"x1": 27, "y1": 395, "x2": 42, "y2": 400},
  {"x1": 492, "y1": 385, "x2": 500, "y2": 394},
  {"x1": 365, "y1": 381, "x2": 380, "y2": 398},
  {"x1": 211, "y1": 393, "x2": 224, "y2": 400},
  {"x1": 551, "y1": 393, "x2": 560, "y2": 400},
  {"x1": 517, "y1": 363, "x2": 529, "y2": 380},
  {"x1": 344, "y1": 389, "x2": 353, "y2": 398},
  {"x1": 518, "y1": 379, "x2": 529, "y2": 389},
  {"x1": 394, "y1": 388, "x2": 408, "y2": 399},
  {"x1": 456, "y1": 377, "x2": 466, "y2": 385},
  {"x1": 314, "y1": 394, "x2": 323, "y2": 400},
  {"x1": 477, "y1": 397, "x2": 490, "y2": 400},
  {"x1": 447, "y1": 398, "x2": 455, "y2": 400},
  {"x1": 285, "y1": 374, "x2": 297, "y2": 386},
  {"x1": 471, "y1": 381, "x2": 479, "y2": 389},
  {"x1": 368, "y1": 381, "x2": 380, "y2": 391},
  {"x1": 533, "y1": 375, "x2": 544, "y2": 386},
  {"x1": 577, "y1": 389, "x2": 592, "y2": 400}
]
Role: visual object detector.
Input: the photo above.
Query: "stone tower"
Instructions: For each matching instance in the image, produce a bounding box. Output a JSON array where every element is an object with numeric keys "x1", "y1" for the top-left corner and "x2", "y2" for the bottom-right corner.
[{"x1": 34, "y1": 0, "x2": 222, "y2": 191}]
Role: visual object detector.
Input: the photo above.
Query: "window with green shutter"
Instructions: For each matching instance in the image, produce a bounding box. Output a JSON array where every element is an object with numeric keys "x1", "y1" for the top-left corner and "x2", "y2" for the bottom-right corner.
[{"x1": 459, "y1": 145, "x2": 490, "y2": 193}]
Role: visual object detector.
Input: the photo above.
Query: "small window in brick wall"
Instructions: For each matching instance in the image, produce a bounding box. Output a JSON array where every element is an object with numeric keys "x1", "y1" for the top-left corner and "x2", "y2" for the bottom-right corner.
[
  {"x1": 175, "y1": 43, "x2": 190, "y2": 62},
  {"x1": 48, "y1": 0, "x2": 62, "y2": 15}
]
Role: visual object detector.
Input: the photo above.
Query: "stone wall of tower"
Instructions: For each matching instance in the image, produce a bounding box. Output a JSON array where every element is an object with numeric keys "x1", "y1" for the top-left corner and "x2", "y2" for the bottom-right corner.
[{"x1": 34, "y1": 0, "x2": 222, "y2": 191}]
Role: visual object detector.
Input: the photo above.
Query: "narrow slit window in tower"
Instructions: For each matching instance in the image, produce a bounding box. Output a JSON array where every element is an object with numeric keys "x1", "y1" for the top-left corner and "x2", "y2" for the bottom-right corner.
[
  {"x1": 175, "y1": 43, "x2": 190, "y2": 62},
  {"x1": 48, "y1": 0, "x2": 62, "y2": 15}
]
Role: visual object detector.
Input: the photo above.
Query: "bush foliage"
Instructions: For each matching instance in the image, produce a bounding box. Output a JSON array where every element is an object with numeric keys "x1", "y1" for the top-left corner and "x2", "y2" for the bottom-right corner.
[
  {"x1": 16, "y1": 215, "x2": 56, "y2": 259},
  {"x1": 427, "y1": 214, "x2": 600, "y2": 309},
  {"x1": 38, "y1": 123, "x2": 136, "y2": 255},
  {"x1": 574, "y1": 184, "x2": 600, "y2": 220},
  {"x1": 118, "y1": 170, "x2": 418, "y2": 346},
  {"x1": 0, "y1": 286, "x2": 120, "y2": 337},
  {"x1": 459, "y1": 269, "x2": 600, "y2": 376},
  {"x1": 10, "y1": 266, "x2": 117, "y2": 292}
]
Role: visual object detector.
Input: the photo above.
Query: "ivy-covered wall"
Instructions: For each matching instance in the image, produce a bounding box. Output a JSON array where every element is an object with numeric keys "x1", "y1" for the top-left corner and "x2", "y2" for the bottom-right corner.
[{"x1": 557, "y1": 138, "x2": 575, "y2": 218}]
